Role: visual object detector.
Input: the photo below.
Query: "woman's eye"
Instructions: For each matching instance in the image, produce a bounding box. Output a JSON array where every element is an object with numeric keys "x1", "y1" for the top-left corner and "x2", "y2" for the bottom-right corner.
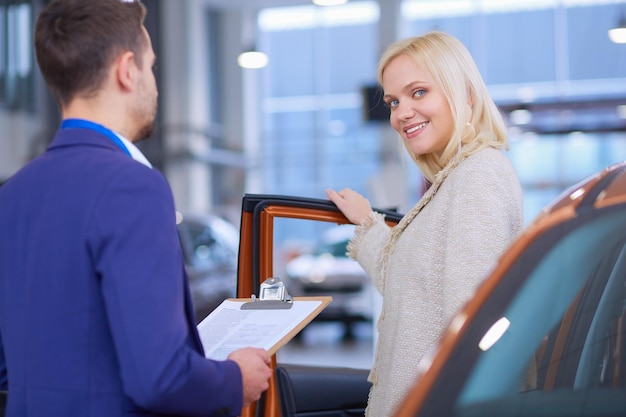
[
  {"x1": 413, "y1": 89, "x2": 426, "y2": 98},
  {"x1": 385, "y1": 99, "x2": 399, "y2": 109}
]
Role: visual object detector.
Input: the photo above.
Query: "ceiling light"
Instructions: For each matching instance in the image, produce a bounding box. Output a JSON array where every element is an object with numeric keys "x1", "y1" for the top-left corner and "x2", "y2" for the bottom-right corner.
[
  {"x1": 609, "y1": 13, "x2": 626, "y2": 44},
  {"x1": 237, "y1": 50, "x2": 269, "y2": 69},
  {"x1": 312, "y1": 0, "x2": 349, "y2": 6}
]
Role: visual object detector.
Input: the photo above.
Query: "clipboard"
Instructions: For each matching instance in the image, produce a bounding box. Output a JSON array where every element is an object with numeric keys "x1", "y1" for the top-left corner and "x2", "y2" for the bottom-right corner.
[{"x1": 197, "y1": 295, "x2": 332, "y2": 360}]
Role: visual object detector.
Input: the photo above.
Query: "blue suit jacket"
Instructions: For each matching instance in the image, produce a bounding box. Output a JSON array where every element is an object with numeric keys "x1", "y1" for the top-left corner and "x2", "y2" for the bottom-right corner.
[{"x1": 0, "y1": 126, "x2": 242, "y2": 416}]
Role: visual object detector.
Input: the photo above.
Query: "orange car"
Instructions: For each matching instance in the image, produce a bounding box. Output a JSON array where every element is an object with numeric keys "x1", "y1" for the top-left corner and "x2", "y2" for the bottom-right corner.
[{"x1": 238, "y1": 161, "x2": 626, "y2": 417}]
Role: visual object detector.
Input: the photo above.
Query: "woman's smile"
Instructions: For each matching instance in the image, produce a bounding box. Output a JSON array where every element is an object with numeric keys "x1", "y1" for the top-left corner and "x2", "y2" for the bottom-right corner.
[{"x1": 404, "y1": 121, "x2": 429, "y2": 139}]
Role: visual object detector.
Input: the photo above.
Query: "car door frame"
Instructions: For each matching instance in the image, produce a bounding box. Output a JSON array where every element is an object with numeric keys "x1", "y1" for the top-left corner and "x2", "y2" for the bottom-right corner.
[{"x1": 236, "y1": 194, "x2": 403, "y2": 417}]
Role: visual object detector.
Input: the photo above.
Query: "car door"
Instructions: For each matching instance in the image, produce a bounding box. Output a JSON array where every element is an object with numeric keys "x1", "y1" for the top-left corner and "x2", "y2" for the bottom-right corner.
[{"x1": 236, "y1": 194, "x2": 403, "y2": 417}]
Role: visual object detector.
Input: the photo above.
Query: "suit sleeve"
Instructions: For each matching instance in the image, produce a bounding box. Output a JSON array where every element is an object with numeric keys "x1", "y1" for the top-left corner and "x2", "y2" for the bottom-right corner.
[{"x1": 87, "y1": 164, "x2": 242, "y2": 416}]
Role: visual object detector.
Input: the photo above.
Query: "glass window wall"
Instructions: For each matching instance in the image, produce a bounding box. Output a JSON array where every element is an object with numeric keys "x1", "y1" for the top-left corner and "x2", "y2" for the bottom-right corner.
[{"x1": 255, "y1": 0, "x2": 626, "y2": 365}]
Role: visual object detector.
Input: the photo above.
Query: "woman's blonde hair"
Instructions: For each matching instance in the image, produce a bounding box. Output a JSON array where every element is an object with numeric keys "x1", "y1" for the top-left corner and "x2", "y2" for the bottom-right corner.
[{"x1": 377, "y1": 31, "x2": 508, "y2": 183}]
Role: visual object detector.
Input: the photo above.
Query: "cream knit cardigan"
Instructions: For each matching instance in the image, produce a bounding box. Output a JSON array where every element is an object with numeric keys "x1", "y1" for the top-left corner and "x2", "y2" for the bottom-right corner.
[{"x1": 348, "y1": 147, "x2": 523, "y2": 417}]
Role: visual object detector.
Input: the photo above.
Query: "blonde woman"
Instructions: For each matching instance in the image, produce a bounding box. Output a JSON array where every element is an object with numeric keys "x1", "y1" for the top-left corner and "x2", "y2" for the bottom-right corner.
[{"x1": 327, "y1": 31, "x2": 523, "y2": 417}]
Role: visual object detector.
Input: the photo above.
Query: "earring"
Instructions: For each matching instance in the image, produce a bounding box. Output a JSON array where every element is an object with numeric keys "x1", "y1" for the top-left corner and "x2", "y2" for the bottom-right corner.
[{"x1": 462, "y1": 122, "x2": 475, "y2": 144}]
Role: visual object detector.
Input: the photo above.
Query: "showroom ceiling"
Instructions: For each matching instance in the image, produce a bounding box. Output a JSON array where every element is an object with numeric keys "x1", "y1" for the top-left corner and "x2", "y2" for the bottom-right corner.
[{"x1": 203, "y1": 0, "x2": 369, "y2": 10}]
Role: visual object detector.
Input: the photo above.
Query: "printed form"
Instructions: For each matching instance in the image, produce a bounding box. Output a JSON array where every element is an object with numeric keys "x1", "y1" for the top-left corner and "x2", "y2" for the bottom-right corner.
[{"x1": 197, "y1": 297, "x2": 331, "y2": 360}]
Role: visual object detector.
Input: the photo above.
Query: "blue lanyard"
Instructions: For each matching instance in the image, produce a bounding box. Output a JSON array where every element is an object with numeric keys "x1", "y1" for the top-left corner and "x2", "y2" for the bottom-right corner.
[{"x1": 60, "y1": 118, "x2": 131, "y2": 157}]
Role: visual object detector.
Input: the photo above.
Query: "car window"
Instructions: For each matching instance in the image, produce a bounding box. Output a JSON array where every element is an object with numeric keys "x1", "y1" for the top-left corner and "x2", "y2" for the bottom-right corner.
[
  {"x1": 314, "y1": 225, "x2": 355, "y2": 257},
  {"x1": 273, "y1": 217, "x2": 376, "y2": 370},
  {"x1": 438, "y1": 207, "x2": 626, "y2": 417}
]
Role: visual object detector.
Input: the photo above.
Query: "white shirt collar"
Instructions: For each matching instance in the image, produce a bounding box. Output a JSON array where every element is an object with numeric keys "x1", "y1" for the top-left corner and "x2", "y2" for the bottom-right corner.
[{"x1": 116, "y1": 133, "x2": 153, "y2": 169}]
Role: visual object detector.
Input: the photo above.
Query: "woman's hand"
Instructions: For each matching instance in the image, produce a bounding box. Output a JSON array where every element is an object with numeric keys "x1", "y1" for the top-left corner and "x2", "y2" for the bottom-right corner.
[{"x1": 326, "y1": 188, "x2": 373, "y2": 225}]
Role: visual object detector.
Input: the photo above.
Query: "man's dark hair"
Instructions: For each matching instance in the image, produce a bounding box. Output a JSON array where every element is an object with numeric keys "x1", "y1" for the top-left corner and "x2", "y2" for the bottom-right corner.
[{"x1": 34, "y1": 0, "x2": 147, "y2": 107}]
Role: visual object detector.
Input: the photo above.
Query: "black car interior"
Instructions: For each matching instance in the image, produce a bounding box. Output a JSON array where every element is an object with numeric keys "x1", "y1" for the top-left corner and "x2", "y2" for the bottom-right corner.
[{"x1": 275, "y1": 364, "x2": 371, "y2": 417}]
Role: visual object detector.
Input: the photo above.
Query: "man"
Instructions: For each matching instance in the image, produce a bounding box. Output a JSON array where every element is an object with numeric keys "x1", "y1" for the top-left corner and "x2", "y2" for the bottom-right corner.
[{"x1": 0, "y1": 1, "x2": 271, "y2": 416}]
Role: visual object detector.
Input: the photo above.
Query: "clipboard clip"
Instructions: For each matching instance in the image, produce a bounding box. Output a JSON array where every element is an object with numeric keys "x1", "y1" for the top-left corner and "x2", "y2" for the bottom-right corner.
[{"x1": 241, "y1": 277, "x2": 293, "y2": 310}]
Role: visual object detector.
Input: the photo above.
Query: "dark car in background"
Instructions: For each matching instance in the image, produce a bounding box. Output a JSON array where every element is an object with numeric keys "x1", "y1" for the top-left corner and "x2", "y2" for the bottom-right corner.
[{"x1": 176, "y1": 212, "x2": 239, "y2": 323}]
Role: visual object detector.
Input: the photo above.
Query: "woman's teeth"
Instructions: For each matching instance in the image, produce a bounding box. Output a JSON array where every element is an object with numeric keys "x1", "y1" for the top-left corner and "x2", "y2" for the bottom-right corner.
[{"x1": 406, "y1": 122, "x2": 428, "y2": 134}]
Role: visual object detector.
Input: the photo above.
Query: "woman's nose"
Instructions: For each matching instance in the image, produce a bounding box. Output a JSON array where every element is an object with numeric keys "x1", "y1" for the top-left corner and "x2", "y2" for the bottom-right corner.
[{"x1": 395, "y1": 102, "x2": 415, "y2": 121}]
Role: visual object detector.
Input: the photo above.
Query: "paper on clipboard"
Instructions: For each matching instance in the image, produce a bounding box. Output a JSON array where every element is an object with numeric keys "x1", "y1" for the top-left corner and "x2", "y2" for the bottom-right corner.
[{"x1": 197, "y1": 296, "x2": 331, "y2": 361}]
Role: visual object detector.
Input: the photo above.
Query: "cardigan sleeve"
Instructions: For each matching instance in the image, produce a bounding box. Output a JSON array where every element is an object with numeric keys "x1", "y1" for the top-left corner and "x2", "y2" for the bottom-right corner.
[
  {"x1": 347, "y1": 211, "x2": 391, "y2": 294},
  {"x1": 441, "y1": 151, "x2": 523, "y2": 325}
]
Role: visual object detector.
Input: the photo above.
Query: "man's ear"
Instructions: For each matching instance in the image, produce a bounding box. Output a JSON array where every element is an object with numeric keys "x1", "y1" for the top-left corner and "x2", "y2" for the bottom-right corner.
[{"x1": 115, "y1": 51, "x2": 136, "y2": 92}]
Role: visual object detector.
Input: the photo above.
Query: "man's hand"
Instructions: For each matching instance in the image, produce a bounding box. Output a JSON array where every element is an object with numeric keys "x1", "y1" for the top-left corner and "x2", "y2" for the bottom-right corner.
[
  {"x1": 228, "y1": 347, "x2": 272, "y2": 407},
  {"x1": 326, "y1": 188, "x2": 373, "y2": 225}
]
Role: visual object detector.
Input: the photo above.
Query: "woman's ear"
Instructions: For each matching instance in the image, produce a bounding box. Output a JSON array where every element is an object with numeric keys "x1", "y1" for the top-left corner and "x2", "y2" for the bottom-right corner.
[
  {"x1": 467, "y1": 90, "x2": 475, "y2": 110},
  {"x1": 465, "y1": 89, "x2": 475, "y2": 122},
  {"x1": 463, "y1": 93, "x2": 476, "y2": 144}
]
